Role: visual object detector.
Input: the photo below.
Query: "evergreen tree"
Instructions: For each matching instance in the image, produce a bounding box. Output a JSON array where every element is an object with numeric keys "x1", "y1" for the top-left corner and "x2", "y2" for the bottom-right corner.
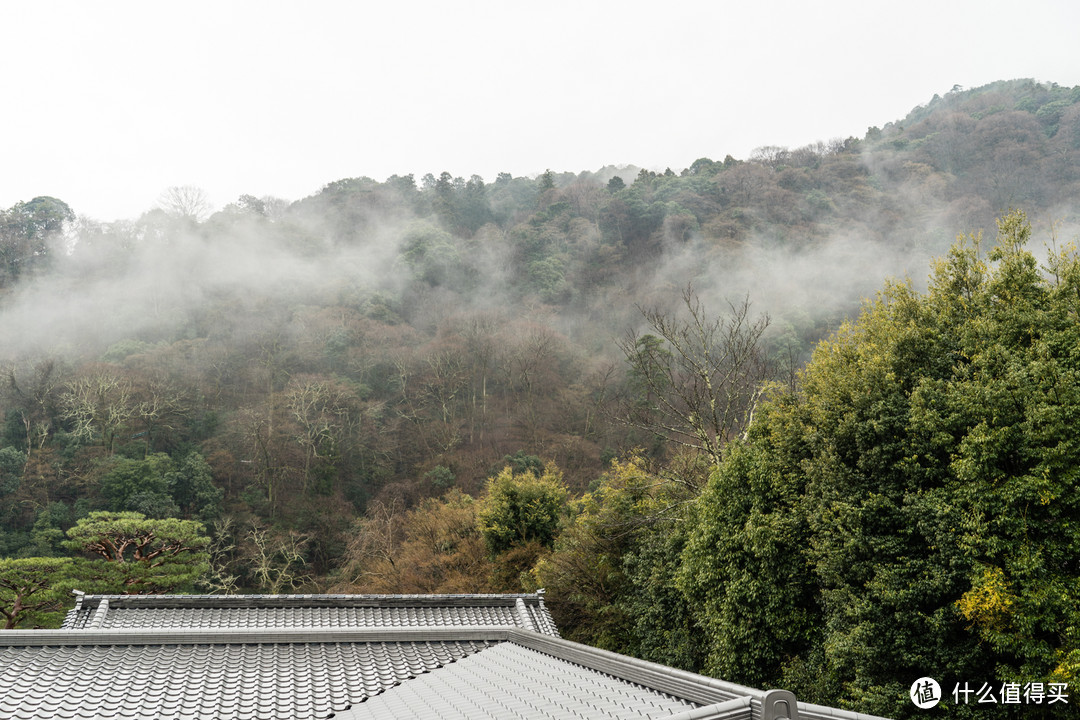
[{"x1": 681, "y1": 211, "x2": 1080, "y2": 718}]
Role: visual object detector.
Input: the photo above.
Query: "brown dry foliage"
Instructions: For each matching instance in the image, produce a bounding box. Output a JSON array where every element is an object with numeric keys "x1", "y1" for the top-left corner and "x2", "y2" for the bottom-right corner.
[{"x1": 334, "y1": 489, "x2": 496, "y2": 594}]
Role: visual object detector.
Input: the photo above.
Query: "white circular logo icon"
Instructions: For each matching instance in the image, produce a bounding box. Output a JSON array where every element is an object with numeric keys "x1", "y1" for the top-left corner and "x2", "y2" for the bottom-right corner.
[{"x1": 910, "y1": 677, "x2": 941, "y2": 709}]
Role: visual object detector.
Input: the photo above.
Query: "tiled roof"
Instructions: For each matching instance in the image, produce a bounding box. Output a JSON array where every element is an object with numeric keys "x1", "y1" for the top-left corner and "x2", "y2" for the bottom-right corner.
[
  {"x1": 98, "y1": 604, "x2": 520, "y2": 630},
  {"x1": 61, "y1": 593, "x2": 560, "y2": 635},
  {"x1": 340, "y1": 641, "x2": 697, "y2": 720},
  {"x1": 2, "y1": 593, "x2": 893, "y2": 720},
  {"x1": 0, "y1": 634, "x2": 491, "y2": 720}
]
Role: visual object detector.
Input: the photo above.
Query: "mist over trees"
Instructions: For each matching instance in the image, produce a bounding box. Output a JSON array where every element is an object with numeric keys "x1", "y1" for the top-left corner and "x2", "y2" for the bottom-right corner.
[
  {"x1": 2, "y1": 78, "x2": 1080, "y2": 717},
  {"x1": 679, "y1": 210, "x2": 1080, "y2": 718}
]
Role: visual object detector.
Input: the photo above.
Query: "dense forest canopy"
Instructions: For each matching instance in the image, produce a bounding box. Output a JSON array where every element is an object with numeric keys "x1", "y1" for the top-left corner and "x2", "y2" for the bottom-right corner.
[{"x1": 2, "y1": 79, "x2": 1080, "y2": 718}]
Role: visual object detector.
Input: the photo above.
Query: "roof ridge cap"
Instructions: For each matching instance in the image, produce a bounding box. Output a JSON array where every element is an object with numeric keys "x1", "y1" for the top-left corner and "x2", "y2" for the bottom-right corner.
[
  {"x1": 71, "y1": 592, "x2": 546, "y2": 609},
  {"x1": 74, "y1": 592, "x2": 543, "y2": 599},
  {"x1": 0, "y1": 625, "x2": 515, "y2": 647}
]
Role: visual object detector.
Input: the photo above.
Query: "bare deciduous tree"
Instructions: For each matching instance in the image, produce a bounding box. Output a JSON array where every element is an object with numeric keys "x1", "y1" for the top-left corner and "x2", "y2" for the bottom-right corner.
[
  {"x1": 158, "y1": 185, "x2": 211, "y2": 221},
  {"x1": 6, "y1": 359, "x2": 61, "y2": 456},
  {"x1": 613, "y1": 285, "x2": 771, "y2": 476},
  {"x1": 61, "y1": 368, "x2": 135, "y2": 455},
  {"x1": 197, "y1": 516, "x2": 240, "y2": 596},
  {"x1": 332, "y1": 499, "x2": 406, "y2": 591},
  {"x1": 132, "y1": 376, "x2": 191, "y2": 456},
  {"x1": 245, "y1": 524, "x2": 311, "y2": 594},
  {"x1": 285, "y1": 376, "x2": 358, "y2": 491}
]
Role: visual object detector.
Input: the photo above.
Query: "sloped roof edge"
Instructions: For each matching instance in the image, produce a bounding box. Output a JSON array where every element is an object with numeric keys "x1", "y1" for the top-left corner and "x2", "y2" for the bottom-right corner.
[
  {"x1": 60, "y1": 591, "x2": 560, "y2": 635},
  {"x1": 505, "y1": 631, "x2": 893, "y2": 720},
  {"x1": 508, "y1": 629, "x2": 765, "y2": 706}
]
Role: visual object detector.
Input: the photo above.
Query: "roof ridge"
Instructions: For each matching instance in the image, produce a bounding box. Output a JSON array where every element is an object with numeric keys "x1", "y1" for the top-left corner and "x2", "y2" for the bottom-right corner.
[
  {"x1": 67, "y1": 592, "x2": 549, "y2": 609},
  {"x1": 71, "y1": 592, "x2": 547, "y2": 599},
  {"x1": 0, "y1": 625, "x2": 516, "y2": 647}
]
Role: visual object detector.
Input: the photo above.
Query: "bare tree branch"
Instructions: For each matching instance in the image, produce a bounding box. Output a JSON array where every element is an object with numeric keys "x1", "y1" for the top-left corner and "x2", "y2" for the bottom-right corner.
[
  {"x1": 612, "y1": 284, "x2": 771, "y2": 474},
  {"x1": 158, "y1": 185, "x2": 211, "y2": 221}
]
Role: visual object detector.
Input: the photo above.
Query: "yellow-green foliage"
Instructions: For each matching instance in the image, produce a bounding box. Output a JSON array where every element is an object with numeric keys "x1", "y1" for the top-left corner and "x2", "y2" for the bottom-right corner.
[
  {"x1": 533, "y1": 455, "x2": 701, "y2": 665},
  {"x1": 680, "y1": 211, "x2": 1080, "y2": 718},
  {"x1": 1052, "y1": 648, "x2": 1080, "y2": 685},
  {"x1": 476, "y1": 463, "x2": 568, "y2": 556},
  {"x1": 956, "y1": 565, "x2": 1015, "y2": 632},
  {"x1": 336, "y1": 489, "x2": 496, "y2": 594},
  {"x1": 533, "y1": 456, "x2": 670, "y2": 604}
]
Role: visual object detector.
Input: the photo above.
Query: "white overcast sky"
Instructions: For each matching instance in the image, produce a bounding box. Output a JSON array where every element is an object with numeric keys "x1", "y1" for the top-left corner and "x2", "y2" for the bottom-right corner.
[{"x1": 4, "y1": 0, "x2": 1080, "y2": 221}]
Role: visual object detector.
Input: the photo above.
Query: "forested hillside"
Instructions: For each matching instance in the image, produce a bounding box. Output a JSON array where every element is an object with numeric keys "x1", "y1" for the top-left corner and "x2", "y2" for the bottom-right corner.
[{"x1": 3, "y1": 79, "x2": 1080, "y2": 717}]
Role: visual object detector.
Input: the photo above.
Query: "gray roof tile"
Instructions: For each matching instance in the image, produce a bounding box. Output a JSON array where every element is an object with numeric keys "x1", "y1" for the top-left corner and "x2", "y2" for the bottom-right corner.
[
  {"x1": 92, "y1": 604, "x2": 521, "y2": 629},
  {"x1": 61, "y1": 593, "x2": 559, "y2": 635},
  {"x1": 341, "y1": 642, "x2": 699, "y2": 720},
  {"x1": 0, "y1": 639, "x2": 491, "y2": 720}
]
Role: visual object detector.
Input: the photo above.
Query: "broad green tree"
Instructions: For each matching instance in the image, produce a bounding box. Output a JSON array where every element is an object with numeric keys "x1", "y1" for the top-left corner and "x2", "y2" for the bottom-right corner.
[
  {"x1": 99, "y1": 453, "x2": 178, "y2": 517},
  {"x1": 98, "y1": 452, "x2": 221, "y2": 520},
  {"x1": 0, "y1": 196, "x2": 74, "y2": 286},
  {"x1": 0, "y1": 446, "x2": 24, "y2": 497},
  {"x1": 168, "y1": 452, "x2": 222, "y2": 521},
  {"x1": 678, "y1": 396, "x2": 823, "y2": 694},
  {"x1": 477, "y1": 463, "x2": 568, "y2": 589},
  {"x1": 680, "y1": 211, "x2": 1080, "y2": 718},
  {"x1": 477, "y1": 463, "x2": 568, "y2": 555},
  {"x1": 533, "y1": 456, "x2": 703, "y2": 669},
  {"x1": 532, "y1": 458, "x2": 656, "y2": 650}
]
